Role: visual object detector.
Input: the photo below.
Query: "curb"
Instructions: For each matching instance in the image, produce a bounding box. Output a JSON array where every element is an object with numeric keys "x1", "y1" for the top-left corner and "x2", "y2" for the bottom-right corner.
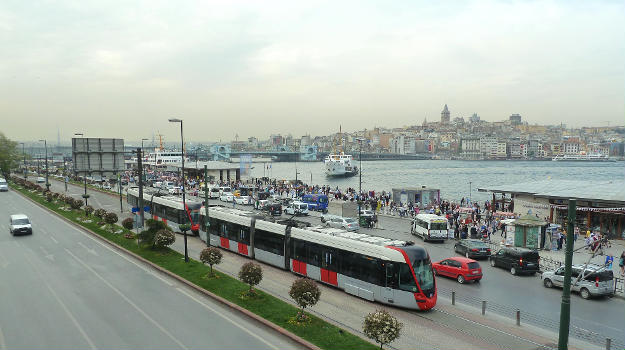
[{"x1": 13, "y1": 186, "x2": 321, "y2": 350}]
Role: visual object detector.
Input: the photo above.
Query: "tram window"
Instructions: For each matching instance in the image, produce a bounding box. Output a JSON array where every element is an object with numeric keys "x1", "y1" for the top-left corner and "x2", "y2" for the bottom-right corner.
[
  {"x1": 386, "y1": 263, "x2": 398, "y2": 288},
  {"x1": 227, "y1": 223, "x2": 239, "y2": 241},
  {"x1": 307, "y1": 243, "x2": 320, "y2": 266},
  {"x1": 362, "y1": 256, "x2": 383, "y2": 285},
  {"x1": 292, "y1": 239, "x2": 307, "y2": 262},
  {"x1": 207, "y1": 218, "x2": 219, "y2": 235},
  {"x1": 220, "y1": 222, "x2": 228, "y2": 237},
  {"x1": 398, "y1": 263, "x2": 417, "y2": 292},
  {"x1": 165, "y1": 207, "x2": 178, "y2": 222},
  {"x1": 254, "y1": 229, "x2": 284, "y2": 255},
  {"x1": 239, "y1": 227, "x2": 250, "y2": 245}
]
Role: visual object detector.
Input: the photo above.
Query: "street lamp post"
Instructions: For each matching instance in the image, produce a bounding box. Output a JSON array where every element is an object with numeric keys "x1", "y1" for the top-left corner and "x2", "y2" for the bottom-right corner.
[
  {"x1": 169, "y1": 118, "x2": 189, "y2": 263},
  {"x1": 356, "y1": 138, "x2": 364, "y2": 224},
  {"x1": 74, "y1": 133, "x2": 89, "y2": 206},
  {"x1": 469, "y1": 181, "x2": 472, "y2": 206},
  {"x1": 39, "y1": 139, "x2": 49, "y2": 191},
  {"x1": 20, "y1": 143, "x2": 26, "y2": 180}
]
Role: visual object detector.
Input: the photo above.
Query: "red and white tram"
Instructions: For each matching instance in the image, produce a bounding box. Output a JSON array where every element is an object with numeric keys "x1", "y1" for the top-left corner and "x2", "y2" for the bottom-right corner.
[
  {"x1": 127, "y1": 187, "x2": 202, "y2": 233},
  {"x1": 201, "y1": 207, "x2": 437, "y2": 310}
]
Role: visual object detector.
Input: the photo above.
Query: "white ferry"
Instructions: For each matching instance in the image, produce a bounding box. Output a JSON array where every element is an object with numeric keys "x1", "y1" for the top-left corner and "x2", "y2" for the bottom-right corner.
[
  {"x1": 145, "y1": 149, "x2": 189, "y2": 167},
  {"x1": 552, "y1": 153, "x2": 613, "y2": 162},
  {"x1": 324, "y1": 152, "x2": 358, "y2": 177}
]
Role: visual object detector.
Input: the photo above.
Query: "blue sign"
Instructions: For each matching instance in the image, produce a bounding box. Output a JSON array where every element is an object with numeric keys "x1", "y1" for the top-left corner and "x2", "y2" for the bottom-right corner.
[
  {"x1": 144, "y1": 206, "x2": 150, "y2": 212},
  {"x1": 131, "y1": 207, "x2": 139, "y2": 213},
  {"x1": 605, "y1": 256, "x2": 614, "y2": 269}
]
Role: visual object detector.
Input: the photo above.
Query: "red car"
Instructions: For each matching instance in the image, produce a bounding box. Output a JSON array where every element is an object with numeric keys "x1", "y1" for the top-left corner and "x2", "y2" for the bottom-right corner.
[{"x1": 432, "y1": 257, "x2": 482, "y2": 284}]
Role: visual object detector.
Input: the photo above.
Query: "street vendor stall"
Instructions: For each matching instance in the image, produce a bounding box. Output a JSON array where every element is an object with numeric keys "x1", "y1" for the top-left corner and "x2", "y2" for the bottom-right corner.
[{"x1": 513, "y1": 214, "x2": 547, "y2": 249}]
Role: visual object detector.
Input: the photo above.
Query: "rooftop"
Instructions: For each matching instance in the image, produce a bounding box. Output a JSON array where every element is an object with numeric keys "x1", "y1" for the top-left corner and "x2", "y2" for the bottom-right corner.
[{"x1": 478, "y1": 180, "x2": 625, "y2": 204}]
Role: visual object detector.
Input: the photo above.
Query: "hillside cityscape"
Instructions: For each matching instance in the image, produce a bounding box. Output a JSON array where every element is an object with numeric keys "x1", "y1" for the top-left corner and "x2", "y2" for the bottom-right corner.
[{"x1": 204, "y1": 105, "x2": 625, "y2": 160}]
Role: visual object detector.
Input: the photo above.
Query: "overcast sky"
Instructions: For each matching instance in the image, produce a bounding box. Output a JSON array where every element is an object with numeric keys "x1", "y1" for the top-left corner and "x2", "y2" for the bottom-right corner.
[{"x1": 2, "y1": 0, "x2": 624, "y2": 143}]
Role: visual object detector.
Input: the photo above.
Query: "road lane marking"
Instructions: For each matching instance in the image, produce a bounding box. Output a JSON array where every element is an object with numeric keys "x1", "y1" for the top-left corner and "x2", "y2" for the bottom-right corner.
[
  {"x1": 49, "y1": 235, "x2": 58, "y2": 244},
  {"x1": 40, "y1": 246, "x2": 54, "y2": 261},
  {"x1": 64, "y1": 249, "x2": 187, "y2": 350},
  {"x1": 0, "y1": 324, "x2": 6, "y2": 350},
  {"x1": 78, "y1": 242, "x2": 99, "y2": 256},
  {"x1": 21, "y1": 252, "x2": 98, "y2": 350},
  {"x1": 175, "y1": 287, "x2": 281, "y2": 350}
]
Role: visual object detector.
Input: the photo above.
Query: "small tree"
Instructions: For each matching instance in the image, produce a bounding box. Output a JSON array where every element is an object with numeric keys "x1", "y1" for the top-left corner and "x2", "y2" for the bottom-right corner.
[
  {"x1": 138, "y1": 219, "x2": 170, "y2": 247},
  {"x1": 70, "y1": 198, "x2": 83, "y2": 210},
  {"x1": 45, "y1": 191, "x2": 53, "y2": 202},
  {"x1": 104, "y1": 212, "x2": 118, "y2": 225},
  {"x1": 84, "y1": 205, "x2": 94, "y2": 217},
  {"x1": 238, "y1": 262, "x2": 263, "y2": 295},
  {"x1": 289, "y1": 278, "x2": 321, "y2": 321},
  {"x1": 200, "y1": 247, "x2": 222, "y2": 277},
  {"x1": 154, "y1": 229, "x2": 175, "y2": 248},
  {"x1": 121, "y1": 217, "x2": 134, "y2": 230},
  {"x1": 363, "y1": 309, "x2": 403, "y2": 350},
  {"x1": 94, "y1": 208, "x2": 106, "y2": 219}
]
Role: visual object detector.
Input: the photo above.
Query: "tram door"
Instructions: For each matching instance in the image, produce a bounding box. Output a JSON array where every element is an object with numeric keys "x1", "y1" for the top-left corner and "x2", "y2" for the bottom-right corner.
[{"x1": 383, "y1": 263, "x2": 397, "y2": 303}]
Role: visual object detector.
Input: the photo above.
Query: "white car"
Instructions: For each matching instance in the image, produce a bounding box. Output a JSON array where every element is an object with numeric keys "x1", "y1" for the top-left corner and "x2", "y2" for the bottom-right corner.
[
  {"x1": 10, "y1": 214, "x2": 33, "y2": 235},
  {"x1": 0, "y1": 178, "x2": 8, "y2": 192},
  {"x1": 208, "y1": 187, "x2": 221, "y2": 199},
  {"x1": 36, "y1": 177, "x2": 45, "y2": 183},
  {"x1": 325, "y1": 216, "x2": 360, "y2": 231},
  {"x1": 220, "y1": 192, "x2": 234, "y2": 202},
  {"x1": 284, "y1": 201, "x2": 309, "y2": 216},
  {"x1": 542, "y1": 264, "x2": 614, "y2": 299},
  {"x1": 255, "y1": 199, "x2": 269, "y2": 210},
  {"x1": 234, "y1": 195, "x2": 252, "y2": 205},
  {"x1": 102, "y1": 183, "x2": 111, "y2": 190}
]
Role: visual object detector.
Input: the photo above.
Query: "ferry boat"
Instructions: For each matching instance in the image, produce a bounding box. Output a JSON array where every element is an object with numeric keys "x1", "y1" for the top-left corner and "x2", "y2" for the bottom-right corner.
[
  {"x1": 146, "y1": 149, "x2": 189, "y2": 166},
  {"x1": 551, "y1": 153, "x2": 613, "y2": 162},
  {"x1": 324, "y1": 152, "x2": 358, "y2": 177}
]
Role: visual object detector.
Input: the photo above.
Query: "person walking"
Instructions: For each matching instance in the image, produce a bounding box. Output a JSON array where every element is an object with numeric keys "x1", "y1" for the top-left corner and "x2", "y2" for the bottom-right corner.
[{"x1": 619, "y1": 251, "x2": 625, "y2": 276}]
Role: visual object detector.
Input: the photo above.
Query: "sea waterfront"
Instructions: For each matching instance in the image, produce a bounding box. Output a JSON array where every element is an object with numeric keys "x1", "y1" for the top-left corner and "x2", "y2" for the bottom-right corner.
[{"x1": 251, "y1": 160, "x2": 625, "y2": 202}]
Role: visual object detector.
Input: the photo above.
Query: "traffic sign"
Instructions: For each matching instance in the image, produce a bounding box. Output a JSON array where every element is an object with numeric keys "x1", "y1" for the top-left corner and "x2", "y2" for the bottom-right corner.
[
  {"x1": 131, "y1": 207, "x2": 139, "y2": 213},
  {"x1": 144, "y1": 206, "x2": 150, "y2": 212}
]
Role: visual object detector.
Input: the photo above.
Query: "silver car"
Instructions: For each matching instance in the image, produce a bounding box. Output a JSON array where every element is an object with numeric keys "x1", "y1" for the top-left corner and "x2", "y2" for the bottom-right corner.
[
  {"x1": 325, "y1": 216, "x2": 360, "y2": 231},
  {"x1": 10, "y1": 214, "x2": 33, "y2": 235},
  {"x1": 542, "y1": 264, "x2": 614, "y2": 299},
  {"x1": 0, "y1": 178, "x2": 8, "y2": 192}
]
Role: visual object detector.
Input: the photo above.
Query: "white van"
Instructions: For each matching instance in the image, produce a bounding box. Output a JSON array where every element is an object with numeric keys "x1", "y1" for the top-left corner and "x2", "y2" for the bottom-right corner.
[
  {"x1": 0, "y1": 178, "x2": 8, "y2": 192},
  {"x1": 285, "y1": 201, "x2": 309, "y2": 216}
]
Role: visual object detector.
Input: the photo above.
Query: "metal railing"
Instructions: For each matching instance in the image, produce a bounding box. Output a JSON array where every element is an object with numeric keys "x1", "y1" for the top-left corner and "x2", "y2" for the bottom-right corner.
[{"x1": 439, "y1": 287, "x2": 624, "y2": 349}]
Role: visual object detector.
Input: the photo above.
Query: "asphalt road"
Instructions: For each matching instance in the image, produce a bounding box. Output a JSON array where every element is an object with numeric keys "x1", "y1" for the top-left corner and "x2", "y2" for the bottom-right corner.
[
  {"x1": 29, "y1": 176, "x2": 625, "y2": 347},
  {"x1": 0, "y1": 188, "x2": 301, "y2": 350}
]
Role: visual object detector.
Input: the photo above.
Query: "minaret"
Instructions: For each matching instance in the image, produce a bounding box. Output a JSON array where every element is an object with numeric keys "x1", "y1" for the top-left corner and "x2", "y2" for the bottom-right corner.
[{"x1": 441, "y1": 104, "x2": 450, "y2": 123}]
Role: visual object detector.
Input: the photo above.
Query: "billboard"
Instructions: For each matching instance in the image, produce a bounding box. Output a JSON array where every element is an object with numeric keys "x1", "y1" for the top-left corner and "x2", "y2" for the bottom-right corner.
[{"x1": 72, "y1": 138, "x2": 125, "y2": 176}]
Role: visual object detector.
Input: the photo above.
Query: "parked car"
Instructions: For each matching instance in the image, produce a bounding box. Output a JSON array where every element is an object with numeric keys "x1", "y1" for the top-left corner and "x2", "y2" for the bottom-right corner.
[
  {"x1": 325, "y1": 216, "x2": 360, "y2": 231},
  {"x1": 255, "y1": 199, "x2": 269, "y2": 210},
  {"x1": 234, "y1": 195, "x2": 252, "y2": 205},
  {"x1": 9, "y1": 214, "x2": 33, "y2": 236},
  {"x1": 208, "y1": 187, "x2": 221, "y2": 199},
  {"x1": 542, "y1": 264, "x2": 614, "y2": 299},
  {"x1": 489, "y1": 247, "x2": 540, "y2": 275},
  {"x1": 284, "y1": 201, "x2": 309, "y2": 216},
  {"x1": 0, "y1": 178, "x2": 8, "y2": 192},
  {"x1": 220, "y1": 191, "x2": 234, "y2": 202},
  {"x1": 359, "y1": 210, "x2": 375, "y2": 218},
  {"x1": 102, "y1": 182, "x2": 112, "y2": 190},
  {"x1": 265, "y1": 203, "x2": 282, "y2": 216},
  {"x1": 454, "y1": 239, "x2": 491, "y2": 259},
  {"x1": 36, "y1": 177, "x2": 45, "y2": 183},
  {"x1": 432, "y1": 257, "x2": 482, "y2": 284}
]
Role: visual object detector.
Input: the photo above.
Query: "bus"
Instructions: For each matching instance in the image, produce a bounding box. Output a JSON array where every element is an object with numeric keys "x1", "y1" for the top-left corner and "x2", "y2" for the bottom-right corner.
[
  {"x1": 199, "y1": 207, "x2": 437, "y2": 310},
  {"x1": 301, "y1": 194, "x2": 329, "y2": 212},
  {"x1": 127, "y1": 187, "x2": 203, "y2": 234},
  {"x1": 411, "y1": 214, "x2": 449, "y2": 242}
]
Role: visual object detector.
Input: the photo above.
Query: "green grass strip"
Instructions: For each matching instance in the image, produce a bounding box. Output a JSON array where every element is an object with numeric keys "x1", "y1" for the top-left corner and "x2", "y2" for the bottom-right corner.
[{"x1": 11, "y1": 182, "x2": 378, "y2": 350}]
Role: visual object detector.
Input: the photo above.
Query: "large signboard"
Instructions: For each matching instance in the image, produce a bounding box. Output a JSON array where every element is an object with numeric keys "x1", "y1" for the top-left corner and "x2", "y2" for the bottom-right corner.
[
  {"x1": 72, "y1": 138, "x2": 125, "y2": 176},
  {"x1": 239, "y1": 154, "x2": 252, "y2": 177}
]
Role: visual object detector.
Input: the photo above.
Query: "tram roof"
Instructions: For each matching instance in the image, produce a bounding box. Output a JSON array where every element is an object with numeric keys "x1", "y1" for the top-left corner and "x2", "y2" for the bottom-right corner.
[{"x1": 291, "y1": 226, "x2": 414, "y2": 261}]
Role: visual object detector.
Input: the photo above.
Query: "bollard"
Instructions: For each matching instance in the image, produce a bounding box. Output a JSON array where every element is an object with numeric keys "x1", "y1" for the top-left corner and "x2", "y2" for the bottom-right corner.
[
  {"x1": 516, "y1": 309, "x2": 521, "y2": 326},
  {"x1": 481, "y1": 300, "x2": 486, "y2": 315},
  {"x1": 452, "y1": 291, "x2": 455, "y2": 305},
  {"x1": 606, "y1": 338, "x2": 611, "y2": 350}
]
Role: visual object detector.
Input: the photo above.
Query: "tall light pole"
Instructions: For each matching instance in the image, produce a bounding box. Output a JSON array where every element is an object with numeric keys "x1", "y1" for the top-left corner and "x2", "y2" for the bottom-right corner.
[
  {"x1": 356, "y1": 138, "x2": 364, "y2": 224},
  {"x1": 74, "y1": 133, "x2": 89, "y2": 206},
  {"x1": 141, "y1": 137, "x2": 148, "y2": 182},
  {"x1": 39, "y1": 139, "x2": 50, "y2": 191},
  {"x1": 19, "y1": 143, "x2": 26, "y2": 180},
  {"x1": 469, "y1": 181, "x2": 472, "y2": 206},
  {"x1": 169, "y1": 118, "x2": 189, "y2": 263}
]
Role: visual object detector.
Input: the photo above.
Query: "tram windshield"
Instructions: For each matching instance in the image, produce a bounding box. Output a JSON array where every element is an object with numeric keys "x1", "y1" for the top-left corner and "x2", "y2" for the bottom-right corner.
[{"x1": 413, "y1": 258, "x2": 435, "y2": 294}]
